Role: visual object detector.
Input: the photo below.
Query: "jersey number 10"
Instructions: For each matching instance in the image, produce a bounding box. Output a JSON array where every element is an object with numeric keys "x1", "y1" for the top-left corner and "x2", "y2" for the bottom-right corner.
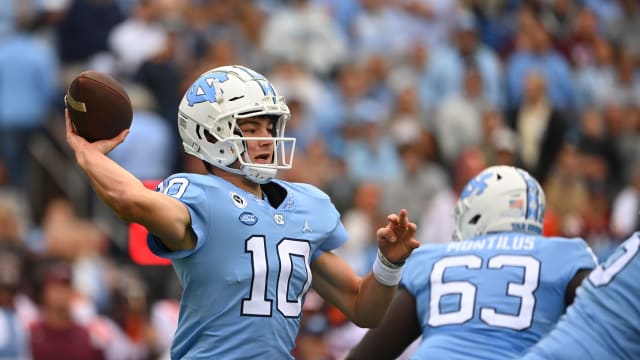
[{"x1": 241, "y1": 236, "x2": 312, "y2": 318}]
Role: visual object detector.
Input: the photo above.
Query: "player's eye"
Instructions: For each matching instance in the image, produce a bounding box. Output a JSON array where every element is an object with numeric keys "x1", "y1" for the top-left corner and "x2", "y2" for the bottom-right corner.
[{"x1": 241, "y1": 127, "x2": 257, "y2": 135}]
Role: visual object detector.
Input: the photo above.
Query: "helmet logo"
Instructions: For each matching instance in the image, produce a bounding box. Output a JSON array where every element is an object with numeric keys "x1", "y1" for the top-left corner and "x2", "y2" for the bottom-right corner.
[
  {"x1": 460, "y1": 172, "x2": 492, "y2": 200},
  {"x1": 186, "y1": 72, "x2": 229, "y2": 106}
]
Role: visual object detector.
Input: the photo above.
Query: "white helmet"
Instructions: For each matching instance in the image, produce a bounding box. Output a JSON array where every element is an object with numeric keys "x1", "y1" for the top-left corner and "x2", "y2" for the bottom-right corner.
[
  {"x1": 178, "y1": 65, "x2": 296, "y2": 184},
  {"x1": 452, "y1": 165, "x2": 546, "y2": 241}
]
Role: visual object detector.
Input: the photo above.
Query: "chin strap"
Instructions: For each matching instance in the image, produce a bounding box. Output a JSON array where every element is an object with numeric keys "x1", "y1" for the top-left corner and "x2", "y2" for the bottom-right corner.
[
  {"x1": 209, "y1": 160, "x2": 276, "y2": 184},
  {"x1": 240, "y1": 164, "x2": 276, "y2": 184}
]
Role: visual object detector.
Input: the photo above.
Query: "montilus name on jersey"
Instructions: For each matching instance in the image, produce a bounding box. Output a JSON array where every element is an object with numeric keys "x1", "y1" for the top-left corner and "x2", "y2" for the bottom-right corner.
[{"x1": 447, "y1": 235, "x2": 536, "y2": 252}]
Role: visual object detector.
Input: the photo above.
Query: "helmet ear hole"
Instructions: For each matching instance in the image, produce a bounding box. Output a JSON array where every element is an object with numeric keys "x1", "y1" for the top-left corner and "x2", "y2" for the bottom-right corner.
[
  {"x1": 204, "y1": 129, "x2": 218, "y2": 144},
  {"x1": 469, "y1": 214, "x2": 481, "y2": 225}
]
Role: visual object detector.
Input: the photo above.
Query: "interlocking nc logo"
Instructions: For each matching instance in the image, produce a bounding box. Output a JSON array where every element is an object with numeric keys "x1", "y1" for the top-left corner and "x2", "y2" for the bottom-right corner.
[
  {"x1": 274, "y1": 214, "x2": 285, "y2": 225},
  {"x1": 460, "y1": 171, "x2": 492, "y2": 200},
  {"x1": 186, "y1": 72, "x2": 229, "y2": 106}
]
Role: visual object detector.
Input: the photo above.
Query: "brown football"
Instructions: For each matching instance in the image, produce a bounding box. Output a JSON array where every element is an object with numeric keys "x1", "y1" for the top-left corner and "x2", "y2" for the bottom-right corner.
[{"x1": 65, "y1": 70, "x2": 133, "y2": 142}]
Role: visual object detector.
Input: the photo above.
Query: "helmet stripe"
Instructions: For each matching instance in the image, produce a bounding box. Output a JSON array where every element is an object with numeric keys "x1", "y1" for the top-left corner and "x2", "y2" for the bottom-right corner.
[
  {"x1": 232, "y1": 65, "x2": 264, "y2": 79},
  {"x1": 516, "y1": 169, "x2": 542, "y2": 222},
  {"x1": 231, "y1": 65, "x2": 277, "y2": 97}
]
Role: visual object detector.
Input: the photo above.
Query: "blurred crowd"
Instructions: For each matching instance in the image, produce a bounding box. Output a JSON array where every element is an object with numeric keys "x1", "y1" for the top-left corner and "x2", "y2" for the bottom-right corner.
[{"x1": 0, "y1": 0, "x2": 639, "y2": 359}]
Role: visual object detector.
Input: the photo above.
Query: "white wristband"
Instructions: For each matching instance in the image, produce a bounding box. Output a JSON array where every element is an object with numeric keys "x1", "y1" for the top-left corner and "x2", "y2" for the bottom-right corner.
[{"x1": 372, "y1": 253, "x2": 404, "y2": 286}]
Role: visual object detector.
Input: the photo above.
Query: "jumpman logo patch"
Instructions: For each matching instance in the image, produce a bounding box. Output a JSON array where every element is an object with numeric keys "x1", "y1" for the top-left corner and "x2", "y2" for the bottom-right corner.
[{"x1": 302, "y1": 220, "x2": 312, "y2": 233}]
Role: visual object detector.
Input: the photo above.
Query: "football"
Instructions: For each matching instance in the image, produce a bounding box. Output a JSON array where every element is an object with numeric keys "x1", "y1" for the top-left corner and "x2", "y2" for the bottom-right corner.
[{"x1": 65, "y1": 70, "x2": 133, "y2": 142}]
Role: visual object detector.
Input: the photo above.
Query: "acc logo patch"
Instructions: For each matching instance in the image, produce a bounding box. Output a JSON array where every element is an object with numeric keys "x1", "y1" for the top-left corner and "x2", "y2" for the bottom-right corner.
[
  {"x1": 230, "y1": 192, "x2": 247, "y2": 209},
  {"x1": 239, "y1": 212, "x2": 258, "y2": 226}
]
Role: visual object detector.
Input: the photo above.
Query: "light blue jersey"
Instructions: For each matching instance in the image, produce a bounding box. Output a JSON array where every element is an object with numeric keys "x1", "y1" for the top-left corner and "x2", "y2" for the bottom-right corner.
[
  {"x1": 147, "y1": 173, "x2": 348, "y2": 359},
  {"x1": 524, "y1": 232, "x2": 640, "y2": 360},
  {"x1": 400, "y1": 233, "x2": 596, "y2": 360}
]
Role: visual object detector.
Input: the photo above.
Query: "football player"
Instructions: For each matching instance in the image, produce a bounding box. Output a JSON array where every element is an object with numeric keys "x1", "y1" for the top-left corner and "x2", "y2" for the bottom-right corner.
[
  {"x1": 523, "y1": 232, "x2": 640, "y2": 359},
  {"x1": 347, "y1": 165, "x2": 597, "y2": 359},
  {"x1": 65, "y1": 65, "x2": 420, "y2": 359}
]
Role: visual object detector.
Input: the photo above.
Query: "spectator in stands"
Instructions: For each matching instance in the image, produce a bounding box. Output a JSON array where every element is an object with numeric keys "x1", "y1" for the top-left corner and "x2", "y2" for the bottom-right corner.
[
  {"x1": 351, "y1": 0, "x2": 412, "y2": 57},
  {"x1": 0, "y1": 249, "x2": 31, "y2": 358},
  {"x1": 420, "y1": 8, "x2": 503, "y2": 111},
  {"x1": 543, "y1": 143, "x2": 590, "y2": 238},
  {"x1": 480, "y1": 108, "x2": 520, "y2": 167},
  {"x1": 108, "y1": 84, "x2": 173, "y2": 181},
  {"x1": 610, "y1": 165, "x2": 640, "y2": 241},
  {"x1": 0, "y1": 189, "x2": 32, "y2": 248},
  {"x1": 604, "y1": 0, "x2": 640, "y2": 57},
  {"x1": 432, "y1": 66, "x2": 487, "y2": 166},
  {"x1": 383, "y1": 118, "x2": 448, "y2": 228},
  {"x1": 583, "y1": 0, "x2": 623, "y2": 29},
  {"x1": 575, "y1": 108, "x2": 622, "y2": 191},
  {"x1": 0, "y1": 12, "x2": 59, "y2": 189},
  {"x1": 617, "y1": 105, "x2": 640, "y2": 183},
  {"x1": 577, "y1": 140, "x2": 616, "y2": 260},
  {"x1": 396, "y1": 0, "x2": 460, "y2": 50},
  {"x1": 342, "y1": 101, "x2": 402, "y2": 184},
  {"x1": 538, "y1": 0, "x2": 580, "y2": 43},
  {"x1": 107, "y1": 0, "x2": 168, "y2": 77},
  {"x1": 609, "y1": 48, "x2": 640, "y2": 107},
  {"x1": 56, "y1": 0, "x2": 125, "y2": 64},
  {"x1": 312, "y1": 61, "x2": 372, "y2": 159},
  {"x1": 416, "y1": 147, "x2": 486, "y2": 244},
  {"x1": 385, "y1": 77, "x2": 427, "y2": 131},
  {"x1": 505, "y1": 14, "x2": 575, "y2": 110},
  {"x1": 574, "y1": 38, "x2": 617, "y2": 110},
  {"x1": 30, "y1": 261, "x2": 105, "y2": 360},
  {"x1": 556, "y1": 6, "x2": 602, "y2": 68},
  {"x1": 267, "y1": 59, "x2": 333, "y2": 152},
  {"x1": 260, "y1": 0, "x2": 348, "y2": 76},
  {"x1": 506, "y1": 71, "x2": 569, "y2": 184},
  {"x1": 490, "y1": 125, "x2": 520, "y2": 167}
]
